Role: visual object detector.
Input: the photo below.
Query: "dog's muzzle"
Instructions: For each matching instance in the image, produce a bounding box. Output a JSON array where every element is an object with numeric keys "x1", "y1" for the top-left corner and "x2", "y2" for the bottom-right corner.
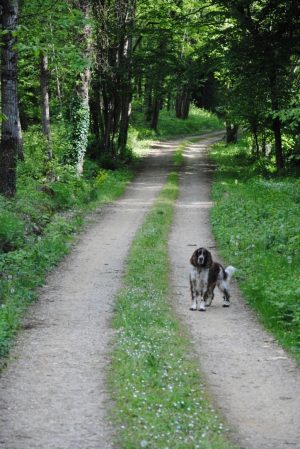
[{"x1": 198, "y1": 256, "x2": 205, "y2": 265}]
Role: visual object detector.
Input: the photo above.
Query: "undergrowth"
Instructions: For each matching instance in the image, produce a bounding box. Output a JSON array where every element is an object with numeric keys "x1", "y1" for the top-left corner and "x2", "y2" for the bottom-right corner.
[
  {"x1": 110, "y1": 143, "x2": 234, "y2": 449},
  {"x1": 210, "y1": 138, "x2": 300, "y2": 363}
]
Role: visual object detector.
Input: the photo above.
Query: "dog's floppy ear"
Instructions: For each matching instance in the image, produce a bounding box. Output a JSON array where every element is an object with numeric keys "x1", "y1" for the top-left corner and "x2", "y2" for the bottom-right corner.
[
  {"x1": 190, "y1": 250, "x2": 198, "y2": 267},
  {"x1": 205, "y1": 250, "x2": 213, "y2": 267}
]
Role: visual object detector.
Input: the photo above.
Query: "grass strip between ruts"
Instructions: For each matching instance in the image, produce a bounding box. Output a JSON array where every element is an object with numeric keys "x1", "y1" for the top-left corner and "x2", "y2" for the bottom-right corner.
[{"x1": 110, "y1": 144, "x2": 234, "y2": 449}]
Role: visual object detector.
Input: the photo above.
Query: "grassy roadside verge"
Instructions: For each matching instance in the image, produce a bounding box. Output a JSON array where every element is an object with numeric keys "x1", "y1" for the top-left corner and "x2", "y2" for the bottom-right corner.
[
  {"x1": 210, "y1": 139, "x2": 300, "y2": 363},
  {"x1": 109, "y1": 145, "x2": 234, "y2": 449},
  {"x1": 0, "y1": 170, "x2": 132, "y2": 363}
]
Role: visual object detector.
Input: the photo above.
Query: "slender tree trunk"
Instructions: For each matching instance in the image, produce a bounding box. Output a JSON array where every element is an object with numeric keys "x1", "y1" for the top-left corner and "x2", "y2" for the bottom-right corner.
[
  {"x1": 182, "y1": 90, "x2": 190, "y2": 119},
  {"x1": 261, "y1": 128, "x2": 267, "y2": 156},
  {"x1": 226, "y1": 123, "x2": 239, "y2": 144},
  {"x1": 269, "y1": 71, "x2": 284, "y2": 172},
  {"x1": 272, "y1": 116, "x2": 284, "y2": 171},
  {"x1": 145, "y1": 83, "x2": 153, "y2": 121},
  {"x1": 175, "y1": 88, "x2": 190, "y2": 119},
  {"x1": 40, "y1": 52, "x2": 52, "y2": 160},
  {"x1": 118, "y1": 91, "x2": 131, "y2": 156},
  {"x1": 118, "y1": 16, "x2": 135, "y2": 157},
  {"x1": 175, "y1": 93, "x2": 182, "y2": 118},
  {"x1": 0, "y1": 0, "x2": 22, "y2": 197},
  {"x1": 150, "y1": 97, "x2": 160, "y2": 131},
  {"x1": 50, "y1": 21, "x2": 63, "y2": 111}
]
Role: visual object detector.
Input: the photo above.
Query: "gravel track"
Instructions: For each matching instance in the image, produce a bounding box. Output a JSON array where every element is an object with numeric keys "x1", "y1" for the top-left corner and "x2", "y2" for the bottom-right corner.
[
  {"x1": 169, "y1": 136, "x2": 300, "y2": 449},
  {"x1": 1, "y1": 133, "x2": 299, "y2": 449},
  {"x1": 0, "y1": 139, "x2": 180, "y2": 449}
]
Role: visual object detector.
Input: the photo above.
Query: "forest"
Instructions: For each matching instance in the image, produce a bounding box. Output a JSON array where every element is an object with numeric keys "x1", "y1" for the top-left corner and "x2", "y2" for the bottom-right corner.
[{"x1": 0, "y1": 0, "x2": 299, "y2": 200}]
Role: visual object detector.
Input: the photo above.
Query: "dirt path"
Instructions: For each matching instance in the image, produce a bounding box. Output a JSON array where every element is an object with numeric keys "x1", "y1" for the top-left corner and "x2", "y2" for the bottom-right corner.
[
  {"x1": 1, "y1": 134, "x2": 300, "y2": 449},
  {"x1": 0, "y1": 139, "x2": 182, "y2": 449},
  {"x1": 169, "y1": 137, "x2": 300, "y2": 449}
]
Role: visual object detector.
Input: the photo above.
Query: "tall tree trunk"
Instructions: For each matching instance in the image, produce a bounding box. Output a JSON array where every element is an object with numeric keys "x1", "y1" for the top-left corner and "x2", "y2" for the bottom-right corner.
[
  {"x1": 0, "y1": 0, "x2": 22, "y2": 198},
  {"x1": 70, "y1": 0, "x2": 91, "y2": 175},
  {"x1": 118, "y1": 91, "x2": 131, "y2": 156},
  {"x1": 40, "y1": 52, "x2": 52, "y2": 160},
  {"x1": 144, "y1": 83, "x2": 153, "y2": 121},
  {"x1": 118, "y1": 10, "x2": 135, "y2": 157}
]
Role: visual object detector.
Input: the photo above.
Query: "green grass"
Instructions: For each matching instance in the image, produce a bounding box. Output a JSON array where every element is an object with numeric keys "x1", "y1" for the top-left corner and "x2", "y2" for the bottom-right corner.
[
  {"x1": 129, "y1": 105, "x2": 223, "y2": 155},
  {"x1": 0, "y1": 167, "x2": 132, "y2": 363},
  {"x1": 210, "y1": 138, "x2": 300, "y2": 363},
  {"x1": 109, "y1": 142, "x2": 235, "y2": 449}
]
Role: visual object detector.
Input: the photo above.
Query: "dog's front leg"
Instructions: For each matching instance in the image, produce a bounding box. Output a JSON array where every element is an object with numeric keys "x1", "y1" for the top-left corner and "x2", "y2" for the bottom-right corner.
[
  {"x1": 204, "y1": 287, "x2": 214, "y2": 307},
  {"x1": 189, "y1": 273, "x2": 198, "y2": 311},
  {"x1": 198, "y1": 286, "x2": 206, "y2": 311}
]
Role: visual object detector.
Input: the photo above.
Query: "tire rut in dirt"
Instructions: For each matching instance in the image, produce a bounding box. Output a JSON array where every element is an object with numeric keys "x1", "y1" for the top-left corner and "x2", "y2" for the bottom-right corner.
[{"x1": 169, "y1": 136, "x2": 300, "y2": 449}]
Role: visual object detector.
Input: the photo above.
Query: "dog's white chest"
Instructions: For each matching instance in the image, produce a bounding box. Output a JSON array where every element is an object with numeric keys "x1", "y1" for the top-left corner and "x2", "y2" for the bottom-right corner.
[{"x1": 190, "y1": 267, "x2": 209, "y2": 293}]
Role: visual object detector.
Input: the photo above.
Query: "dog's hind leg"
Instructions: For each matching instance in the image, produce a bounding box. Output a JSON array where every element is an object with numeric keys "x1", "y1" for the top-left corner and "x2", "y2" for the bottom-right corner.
[
  {"x1": 218, "y1": 281, "x2": 230, "y2": 307},
  {"x1": 222, "y1": 289, "x2": 230, "y2": 307}
]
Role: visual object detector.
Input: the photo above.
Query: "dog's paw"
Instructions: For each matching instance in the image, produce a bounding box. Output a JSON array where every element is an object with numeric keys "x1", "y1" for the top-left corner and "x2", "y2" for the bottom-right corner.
[
  {"x1": 190, "y1": 304, "x2": 197, "y2": 311},
  {"x1": 198, "y1": 302, "x2": 206, "y2": 312}
]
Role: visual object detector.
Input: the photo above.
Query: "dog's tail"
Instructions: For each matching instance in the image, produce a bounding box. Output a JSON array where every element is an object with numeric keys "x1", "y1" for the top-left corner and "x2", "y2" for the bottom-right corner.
[{"x1": 225, "y1": 265, "x2": 236, "y2": 281}]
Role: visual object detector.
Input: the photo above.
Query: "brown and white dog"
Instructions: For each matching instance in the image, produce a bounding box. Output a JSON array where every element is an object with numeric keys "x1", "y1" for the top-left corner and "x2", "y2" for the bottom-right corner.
[{"x1": 189, "y1": 247, "x2": 236, "y2": 311}]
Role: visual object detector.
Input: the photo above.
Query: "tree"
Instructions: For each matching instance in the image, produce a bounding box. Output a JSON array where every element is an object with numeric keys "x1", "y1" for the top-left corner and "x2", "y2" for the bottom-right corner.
[
  {"x1": 0, "y1": 0, "x2": 23, "y2": 197},
  {"x1": 90, "y1": 0, "x2": 136, "y2": 161},
  {"x1": 69, "y1": 0, "x2": 92, "y2": 175},
  {"x1": 40, "y1": 51, "x2": 52, "y2": 159},
  {"x1": 211, "y1": 0, "x2": 300, "y2": 170}
]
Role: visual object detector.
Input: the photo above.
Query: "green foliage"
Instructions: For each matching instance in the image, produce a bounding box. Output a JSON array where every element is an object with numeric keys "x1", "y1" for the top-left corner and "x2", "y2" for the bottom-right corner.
[
  {"x1": 17, "y1": 0, "x2": 89, "y2": 131},
  {"x1": 211, "y1": 0, "x2": 300, "y2": 169},
  {"x1": 211, "y1": 140, "x2": 300, "y2": 362},
  {"x1": 130, "y1": 105, "x2": 223, "y2": 142},
  {"x1": 0, "y1": 211, "x2": 25, "y2": 253},
  {"x1": 110, "y1": 153, "x2": 234, "y2": 449}
]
